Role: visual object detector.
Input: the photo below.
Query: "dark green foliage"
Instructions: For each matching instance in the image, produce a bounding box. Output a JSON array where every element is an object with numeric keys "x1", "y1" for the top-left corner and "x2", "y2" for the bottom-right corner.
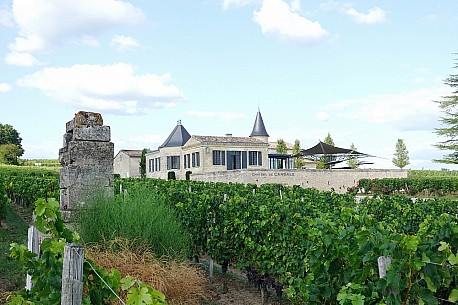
[
  {"x1": 0, "y1": 166, "x2": 59, "y2": 207},
  {"x1": 7, "y1": 198, "x2": 167, "y2": 305},
  {"x1": 392, "y1": 138, "x2": 410, "y2": 169},
  {"x1": 358, "y1": 177, "x2": 458, "y2": 196},
  {"x1": 115, "y1": 177, "x2": 458, "y2": 304},
  {"x1": 167, "y1": 171, "x2": 176, "y2": 180},
  {"x1": 139, "y1": 148, "x2": 147, "y2": 179},
  {"x1": 435, "y1": 55, "x2": 458, "y2": 163},
  {"x1": 0, "y1": 123, "x2": 24, "y2": 164},
  {"x1": 0, "y1": 204, "x2": 29, "y2": 291},
  {"x1": 0, "y1": 179, "x2": 9, "y2": 224},
  {"x1": 0, "y1": 123, "x2": 22, "y2": 146}
]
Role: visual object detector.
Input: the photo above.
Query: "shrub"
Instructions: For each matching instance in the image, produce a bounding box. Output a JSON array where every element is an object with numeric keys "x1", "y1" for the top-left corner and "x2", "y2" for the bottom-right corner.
[
  {"x1": 77, "y1": 189, "x2": 190, "y2": 259},
  {"x1": 0, "y1": 180, "x2": 10, "y2": 225}
]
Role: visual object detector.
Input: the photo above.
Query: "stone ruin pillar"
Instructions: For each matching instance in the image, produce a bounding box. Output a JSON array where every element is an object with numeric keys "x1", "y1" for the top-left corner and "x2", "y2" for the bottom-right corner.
[{"x1": 59, "y1": 111, "x2": 114, "y2": 222}]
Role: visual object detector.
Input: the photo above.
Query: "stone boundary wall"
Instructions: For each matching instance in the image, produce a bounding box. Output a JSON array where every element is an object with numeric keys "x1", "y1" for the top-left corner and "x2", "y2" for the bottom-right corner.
[{"x1": 191, "y1": 169, "x2": 407, "y2": 193}]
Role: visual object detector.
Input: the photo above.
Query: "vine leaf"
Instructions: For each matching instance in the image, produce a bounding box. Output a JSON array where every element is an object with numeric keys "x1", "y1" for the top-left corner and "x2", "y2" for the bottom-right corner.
[
  {"x1": 448, "y1": 253, "x2": 458, "y2": 265},
  {"x1": 449, "y1": 288, "x2": 458, "y2": 302},
  {"x1": 127, "y1": 287, "x2": 153, "y2": 305}
]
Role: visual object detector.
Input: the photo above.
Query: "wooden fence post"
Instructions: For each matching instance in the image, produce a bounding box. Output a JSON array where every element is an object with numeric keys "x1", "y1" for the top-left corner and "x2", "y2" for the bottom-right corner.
[
  {"x1": 61, "y1": 244, "x2": 84, "y2": 305},
  {"x1": 26, "y1": 225, "x2": 39, "y2": 290},
  {"x1": 209, "y1": 258, "x2": 214, "y2": 283}
]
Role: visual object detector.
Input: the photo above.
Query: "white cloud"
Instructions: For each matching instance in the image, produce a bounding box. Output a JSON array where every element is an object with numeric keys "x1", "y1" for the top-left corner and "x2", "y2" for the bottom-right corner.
[
  {"x1": 81, "y1": 35, "x2": 100, "y2": 48},
  {"x1": 290, "y1": 0, "x2": 301, "y2": 12},
  {"x1": 4, "y1": 51, "x2": 40, "y2": 66},
  {"x1": 22, "y1": 140, "x2": 60, "y2": 159},
  {"x1": 253, "y1": 0, "x2": 328, "y2": 43},
  {"x1": 186, "y1": 110, "x2": 246, "y2": 122},
  {"x1": 316, "y1": 111, "x2": 330, "y2": 121},
  {"x1": 0, "y1": 7, "x2": 14, "y2": 27},
  {"x1": 17, "y1": 63, "x2": 186, "y2": 115},
  {"x1": 0, "y1": 83, "x2": 12, "y2": 92},
  {"x1": 326, "y1": 87, "x2": 449, "y2": 132},
  {"x1": 342, "y1": 6, "x2": 386, "y2": 24},
  {"x1": 223, "y1": 0, "x2": 261, "y2": 10},
  {"x1": 110, "y1": 35, "x2": 141, "y2": 52},
  {"x1": 6, "y1": 0, "x2": 145, "y2": 64}
]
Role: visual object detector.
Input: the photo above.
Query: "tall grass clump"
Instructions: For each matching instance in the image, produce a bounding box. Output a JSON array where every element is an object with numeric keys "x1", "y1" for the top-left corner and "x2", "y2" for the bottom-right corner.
[{"x1": 77, "y1": 188, "x2": 190, "y2": 259}]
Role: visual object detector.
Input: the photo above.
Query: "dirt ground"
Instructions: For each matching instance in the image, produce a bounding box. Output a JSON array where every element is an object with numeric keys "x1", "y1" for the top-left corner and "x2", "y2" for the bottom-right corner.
[
  {"x1": 0, "y1": 267, "x2": 287, "y2": 305},
  {"x1": 201, "y1": 262, "x2": 288, "y2": 305}
]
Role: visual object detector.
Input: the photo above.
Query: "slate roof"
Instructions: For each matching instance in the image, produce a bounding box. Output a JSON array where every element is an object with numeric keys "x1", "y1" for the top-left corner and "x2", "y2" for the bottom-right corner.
[
  {"x1": 160, "y1": 121, "x2": 191, "y2": 148},
  {"x1": 192, "y1": 135, "x2": 268, "y2": 145},
  {"x1": 250, "y1": 110, "x2": 269, "y2": 137}
]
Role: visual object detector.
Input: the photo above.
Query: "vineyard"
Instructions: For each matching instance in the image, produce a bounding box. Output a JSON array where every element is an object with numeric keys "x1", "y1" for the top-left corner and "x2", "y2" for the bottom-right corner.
[
  {"x1": 116, "y1": 178, "x2": 458, "y2": 305},
  {"x1": 1, "y1": 167, "x2": 458, "y2": 304}
]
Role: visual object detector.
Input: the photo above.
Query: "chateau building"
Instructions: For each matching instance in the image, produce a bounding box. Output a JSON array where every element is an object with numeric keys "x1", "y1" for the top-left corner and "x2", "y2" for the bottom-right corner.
[{"x1": 145, "y1": 110, "x2": 272, "y2": 180}]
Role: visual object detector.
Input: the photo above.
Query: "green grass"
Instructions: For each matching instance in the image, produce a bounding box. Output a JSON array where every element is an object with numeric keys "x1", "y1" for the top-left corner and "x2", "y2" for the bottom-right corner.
[
  {"x1": 0, "y1": 205, "x2": 31, "y2": 292},
  {"x1": 76, "y1": 189, "x2": 191, "y2": 260}
]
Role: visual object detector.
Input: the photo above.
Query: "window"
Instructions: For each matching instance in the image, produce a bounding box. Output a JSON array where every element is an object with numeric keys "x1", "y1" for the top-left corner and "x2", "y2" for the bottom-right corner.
[
  {"x1": 212, "y1": 150, "x2": 225, "y2": 165},
  {"x1": 155, "y1": 157, "x2": 160, "y2": 171},
  {"x1": 166, "y1": 156, "x2": 180, "y2": 170},
  {"x1": 192, "y1": 152, "x2": 200, "y2": 167},
  {"x1": 184, "y1": 154, "x2": 191, "y2": 169},
  {"x1": 249, "y1": 151, "x2": 262, "y2": 166},
  {"x1": 149, "y1": 159, "x2": 154, "y2": 172}
]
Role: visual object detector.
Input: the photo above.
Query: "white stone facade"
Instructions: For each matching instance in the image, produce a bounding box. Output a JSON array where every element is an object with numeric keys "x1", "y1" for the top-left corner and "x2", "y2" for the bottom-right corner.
[
  {"x1": 113, "y1": 150, "x2": 142, "y2": 178},
  {"x1": 146, "y1": 135, "x2": 270, "y2": 180}
]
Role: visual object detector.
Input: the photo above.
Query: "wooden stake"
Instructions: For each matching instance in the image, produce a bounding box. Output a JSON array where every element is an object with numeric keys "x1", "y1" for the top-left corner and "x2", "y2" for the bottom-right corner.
[{"x1": 61, "y1": 244, "x2": 84, "y2": 305}]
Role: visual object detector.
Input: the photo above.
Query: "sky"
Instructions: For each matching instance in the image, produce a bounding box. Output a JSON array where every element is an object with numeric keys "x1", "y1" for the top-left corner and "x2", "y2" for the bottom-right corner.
[{"x1": 0, "y1": 0, "x2": 457, "y2": 170}]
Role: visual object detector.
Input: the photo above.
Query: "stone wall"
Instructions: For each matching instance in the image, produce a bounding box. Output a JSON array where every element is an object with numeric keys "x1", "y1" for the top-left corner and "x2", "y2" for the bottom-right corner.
[
  {"x1": 59, "y1": 111, "x2": 114, "y2": 222},
  {"x1": 191, "y1": 169, "x2": 407, "y2": 193}
]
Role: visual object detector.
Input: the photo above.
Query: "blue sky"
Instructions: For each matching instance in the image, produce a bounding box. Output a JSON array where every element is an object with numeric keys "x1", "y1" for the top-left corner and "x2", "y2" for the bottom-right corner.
[{"x1": 0, "y1": 0, "x2": 457, "y2": 169}]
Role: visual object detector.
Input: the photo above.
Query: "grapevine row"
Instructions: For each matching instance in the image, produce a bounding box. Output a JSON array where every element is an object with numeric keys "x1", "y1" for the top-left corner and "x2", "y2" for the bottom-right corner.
[{"x1": 117, "y1": 178, "x2": 458, "y2": 304}]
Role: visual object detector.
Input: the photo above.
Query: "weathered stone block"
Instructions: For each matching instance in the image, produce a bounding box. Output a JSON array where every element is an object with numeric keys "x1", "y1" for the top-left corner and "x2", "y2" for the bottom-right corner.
[
  {"x1": 65, "y1": 141, "x2": 114, "y2": 166},
  {"x1": 60, "y1": 164, "x2": 113, "y2": 188},
  {"x1": 63, "y1": 132, "x2": 73, "y2": 149},
  {"x1": 73, "y1": 126, "x2": 111, "y2": 142},
  {"x1": 66, "y1": 111, "x2": 103, "y2": 132},
  {"x1": 60, "y1": 184, "x2": 114, "y2": 210}
]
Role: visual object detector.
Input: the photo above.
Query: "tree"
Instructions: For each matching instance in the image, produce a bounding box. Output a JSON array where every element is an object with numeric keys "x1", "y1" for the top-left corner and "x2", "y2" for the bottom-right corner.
[
  {"x1": 317, "y1": 132, "x2": 335, "y2": 169},
  {"x1": 276, "y1": 139, "x2": 288, "y2": 154},
  {"x1": 392, "y1": 139, "x2": 410, "y2": 169},
  {"x1": 139, "y1": 148, "x2": 147, "y2": 178},
  {"x1": 293, "y1": 139, "x2": 304, "y2": 168},
  {"x1": 0, "y1": 143, "x2": 23, "y2": 165},
  {"x1": 0, "y1": 123, "x2": 23, "y2": 164},
  {"x1": 347, "y1": 143, "x2": 359, "y2": 169},
  {"x1": 323, "y1": 132, "x2": 335, "y2": 146},
  {"x1": 276, "y1": 139, "x2": 288, "y2": 169},
  {"x1": 434, "y1": 55, "x2": 458, "y2": 163}
]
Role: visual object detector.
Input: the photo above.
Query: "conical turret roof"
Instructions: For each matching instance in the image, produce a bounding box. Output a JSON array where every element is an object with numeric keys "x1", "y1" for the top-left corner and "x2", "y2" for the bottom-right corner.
[
  {"x1": 160, "y1": 120, "x2": 191, "y2": 148},
  {"x1": 250, "y1": 110, "x2": 269, "y2": 137}
]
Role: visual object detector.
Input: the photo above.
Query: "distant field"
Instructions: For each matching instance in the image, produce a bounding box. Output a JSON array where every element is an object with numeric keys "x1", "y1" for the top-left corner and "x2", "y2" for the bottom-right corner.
[
  {"x1": 0, "y1": 163, "x2": 60, "y2": 175},
  {"x1": 19, "y1": 159, "x2": 60, "y2": 169}
]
